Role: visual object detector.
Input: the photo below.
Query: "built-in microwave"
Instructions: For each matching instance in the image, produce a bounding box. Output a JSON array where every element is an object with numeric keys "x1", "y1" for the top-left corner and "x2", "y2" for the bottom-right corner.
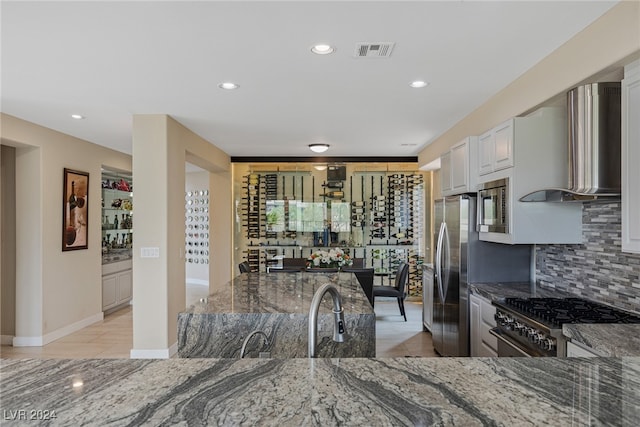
[{"x1": 477, "y1": 178, "x2": 508, "y2": 234}]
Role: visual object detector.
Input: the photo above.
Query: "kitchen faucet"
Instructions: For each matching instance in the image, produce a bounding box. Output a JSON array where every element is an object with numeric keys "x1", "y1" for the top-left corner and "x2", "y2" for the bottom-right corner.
[
  {"x1": 308, "y1": 283, "x2": 346, "y2": 358},
  {"x1": 240, "y1": 330, "x2": 270, "y2": 358}
]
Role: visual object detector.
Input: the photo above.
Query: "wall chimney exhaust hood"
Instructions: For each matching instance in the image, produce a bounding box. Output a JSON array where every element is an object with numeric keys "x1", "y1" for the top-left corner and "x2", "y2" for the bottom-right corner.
[{"x1": 520, "y1": 82, "x2": 621, "y2": 202}]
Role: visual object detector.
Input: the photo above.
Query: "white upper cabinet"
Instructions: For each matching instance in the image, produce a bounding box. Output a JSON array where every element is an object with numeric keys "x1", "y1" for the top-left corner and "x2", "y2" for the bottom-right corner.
[
  {"x1": 440, "y1": 150, "x2": 452, "y2": 195},
  {"x1": 440, "y1": 136, "x2": 478, "y2": 196},
  {"x1": 478, "y1": 119, "x2": 514, "y2": 176},
  {"x1": 622, "y1": 59, "x2": 640, "y2": 254},
  {"x1": 477, "y1": 107, "x2": 583, "y2": 245}
]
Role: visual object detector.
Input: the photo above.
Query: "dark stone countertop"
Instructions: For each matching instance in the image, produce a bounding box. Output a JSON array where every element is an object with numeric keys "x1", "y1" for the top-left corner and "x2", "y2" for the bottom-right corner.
[{"x1": 2, "y1": 357, "x2": 638, "y2": 426}]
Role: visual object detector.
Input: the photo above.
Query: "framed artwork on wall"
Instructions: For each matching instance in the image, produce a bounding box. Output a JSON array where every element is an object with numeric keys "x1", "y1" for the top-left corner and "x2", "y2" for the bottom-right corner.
[{"x1": 62, "y1": 168, "x2": 89, "y2": 251}]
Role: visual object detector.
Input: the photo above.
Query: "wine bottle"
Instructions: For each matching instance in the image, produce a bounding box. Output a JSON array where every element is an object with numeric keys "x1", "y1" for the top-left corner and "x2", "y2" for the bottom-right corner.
[
  {"x1": 319, "y1": 191, "x2": 344, "y2": 198},
  {"x1": 113, "y1": 215, "x2": 119, "y2": 230},
  {"x1": 351, "y1": 201, "x2": 365, "y2": 207},
  {"x1": 68, "y1": 181, "x2": 77, "y2": 228}
]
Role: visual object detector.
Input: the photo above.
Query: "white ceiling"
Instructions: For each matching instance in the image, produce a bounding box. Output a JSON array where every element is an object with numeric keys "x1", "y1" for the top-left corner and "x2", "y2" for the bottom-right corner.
[{"x1": 1, "y1": 1, "x2": 618, "y2": 158}]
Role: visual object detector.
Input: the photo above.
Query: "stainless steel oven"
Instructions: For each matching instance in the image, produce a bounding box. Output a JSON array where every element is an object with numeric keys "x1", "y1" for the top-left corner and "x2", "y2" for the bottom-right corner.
[
  {"x1": 477, "y1": 178, "x2": 508, "y2": 234},
  {"x1": 491, "y1": 297, "x2": 640, "y2": 357}
]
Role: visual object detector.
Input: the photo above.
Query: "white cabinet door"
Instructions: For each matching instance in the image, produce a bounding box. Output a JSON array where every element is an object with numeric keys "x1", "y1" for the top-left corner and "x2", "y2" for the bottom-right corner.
[
  {"x1": 450, "y1": 140, "x2": 468, "y2": 192},
  {"x1": 566, "y1": 341, "x2": 599, "y2": 358},
  {"x1": 102, "y1": 274, "x2": 118, "y2": 310},
  {"x1": 440, "y1": 151, "x2": 452, "y2": 195},
  {"x1": 478, "y1": 131, "x2": 494, "y2": 176},
  {"x1": 623, "y1": 60, "x2": 640, "y2": 254},
  {"x1": 117, "y1": 269, "x2": 133, "y2": 302},
  {"x1": 493, "y1": 119, "x2": 514, "y2": 171},
  {"x1": 422, "y1": 268, "x2": 434, "y2": 331},
  {"x1": 469, "y1": 294, "x2": 481, "y2": 356}
]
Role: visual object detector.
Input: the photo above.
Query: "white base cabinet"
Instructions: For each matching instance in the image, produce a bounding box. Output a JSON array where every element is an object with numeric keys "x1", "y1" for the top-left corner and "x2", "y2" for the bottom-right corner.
[
  {"x1": 422, "y1": 266, "x2": 434, "y2": 332},
  {"x1": 102, "y1": 260, "x2": 132, "y2": 312},
  {"x1": 470, "y1": 293, "x2": 497, "y2": 357},
  {"x1": 566, "y1": 341, "x2": 600, "y2": 358},
  {"x1": 622, "y1": 59, "x2": 640, "y2": 254}
]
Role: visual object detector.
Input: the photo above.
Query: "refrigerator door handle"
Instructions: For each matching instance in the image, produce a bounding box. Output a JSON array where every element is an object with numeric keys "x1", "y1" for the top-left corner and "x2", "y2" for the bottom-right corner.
[
  {"x1": 436, "y1": 222, "x2": 444, "y2": 287},
  {"x1": 435, "y1": 222, "x2": 445, "y2": 302},
  {"x1": 441, "y1": 221, "x2": 450, "y2": 301}
]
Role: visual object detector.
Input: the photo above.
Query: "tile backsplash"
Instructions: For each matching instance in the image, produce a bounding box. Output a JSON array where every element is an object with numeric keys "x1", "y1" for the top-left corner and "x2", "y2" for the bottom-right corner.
[{"x1": 536, "y1": 201, "x2": 640, "y2": 313}]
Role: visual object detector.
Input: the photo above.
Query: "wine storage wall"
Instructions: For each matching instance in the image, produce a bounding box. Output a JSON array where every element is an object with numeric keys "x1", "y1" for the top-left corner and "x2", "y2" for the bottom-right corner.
[
  {"x1": 237, "y1": 170, "x2": 425, "y2": 295},
  {"x1": 185, "y1": 190, "x2": 210, "y2": 265}
]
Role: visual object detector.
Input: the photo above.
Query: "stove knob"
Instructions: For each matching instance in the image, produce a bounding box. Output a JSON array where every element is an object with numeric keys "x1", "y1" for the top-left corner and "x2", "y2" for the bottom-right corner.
[
  {"x1": 541, "y1": 338, "x2": 555, "y2": 352},
  {"x1": 529, "y1": 332, "x2": 544, "y2": 344}
]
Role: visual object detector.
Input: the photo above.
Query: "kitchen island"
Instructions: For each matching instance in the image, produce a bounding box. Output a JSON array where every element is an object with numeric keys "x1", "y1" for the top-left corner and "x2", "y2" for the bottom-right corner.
[
  {"x1": 178, "y1": 271, "x2": 375, "y2": 358},
  {"x1": 1, "y1": 357, "x2": 638, "y2": 426}
]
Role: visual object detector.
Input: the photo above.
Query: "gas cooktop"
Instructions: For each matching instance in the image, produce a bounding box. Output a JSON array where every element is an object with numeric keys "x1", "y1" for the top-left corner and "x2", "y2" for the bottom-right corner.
[{"x1": 500, "y1": 297, "x2": 640, "y2": 328}]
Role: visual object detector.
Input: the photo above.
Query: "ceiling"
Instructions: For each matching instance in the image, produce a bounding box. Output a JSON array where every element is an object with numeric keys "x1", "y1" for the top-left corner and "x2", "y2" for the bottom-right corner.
[{"x1": 1, "y1": 1, "x2": 619, "y2": 158}]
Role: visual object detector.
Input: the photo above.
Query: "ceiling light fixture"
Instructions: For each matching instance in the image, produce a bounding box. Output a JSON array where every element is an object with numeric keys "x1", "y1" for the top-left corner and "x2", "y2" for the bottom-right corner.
[
  {"x1": 71, "y1": 114, "x2": 84, "y2": 120},
  {"x1": 409, "y1": 80, "x2": 429, "y2": 88},
  {"x1": 309, "y1": 144, "x2": 330, "y2": 153},
  {"x1": 313, "y1": 164, "x2": 328, "y2": 171},
  {"x1": 311, "y1": 44, "x2": 335, "y2": 55},
  {"x1": 218, "y1": 82, "x2": 239, "y2": 90}
]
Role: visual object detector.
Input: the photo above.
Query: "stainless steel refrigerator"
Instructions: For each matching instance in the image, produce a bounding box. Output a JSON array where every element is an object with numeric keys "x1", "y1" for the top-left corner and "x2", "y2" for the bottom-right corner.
[{"x1": 432, "y1": 195, "x2": 531, "y2": 357}]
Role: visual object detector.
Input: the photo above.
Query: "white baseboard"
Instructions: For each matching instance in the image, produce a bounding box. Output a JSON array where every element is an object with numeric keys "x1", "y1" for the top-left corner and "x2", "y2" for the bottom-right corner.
[
  {"x1": 130, "y1": 341, "x2": 177, "y2": 359},
  {"x1": 1, "y1": 335, "x2": 15, "y2": 345},
  {"x1": 186, "y1": 279, "x2": 209, "y2": 286},
  {"x1": 13, "y1": 312, "x2": 104, "y2": 347}
]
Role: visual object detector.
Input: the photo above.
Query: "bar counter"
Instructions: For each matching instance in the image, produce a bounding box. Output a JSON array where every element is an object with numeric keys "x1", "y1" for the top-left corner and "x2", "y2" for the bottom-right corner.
[{"x1": 177, "y1": 272, "x2": 375, "y2": 358}]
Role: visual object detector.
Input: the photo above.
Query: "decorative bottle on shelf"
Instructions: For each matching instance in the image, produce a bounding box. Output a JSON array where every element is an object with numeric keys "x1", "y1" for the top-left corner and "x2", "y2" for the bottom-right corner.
[
  {"x1": 319, "y1": 191, "x2": 344, "y2": 198},
  {"x1": 113, "y1": 215, "x2": 119, "y2": 230}
]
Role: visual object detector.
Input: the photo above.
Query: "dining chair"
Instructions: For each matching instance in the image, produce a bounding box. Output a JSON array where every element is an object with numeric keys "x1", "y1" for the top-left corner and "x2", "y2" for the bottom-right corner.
[
  {"x1": 238, "y1": 261, "x2": 251, "y2": 274},
  {"x1": 372, "y1": 262, "x2": 410, "y2": 321}
]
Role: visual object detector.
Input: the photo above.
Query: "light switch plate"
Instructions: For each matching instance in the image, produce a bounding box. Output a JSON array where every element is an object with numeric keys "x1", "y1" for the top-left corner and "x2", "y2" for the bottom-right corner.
[{"x1": 141, "y1": 247, "x2": 160, "y2": 258}]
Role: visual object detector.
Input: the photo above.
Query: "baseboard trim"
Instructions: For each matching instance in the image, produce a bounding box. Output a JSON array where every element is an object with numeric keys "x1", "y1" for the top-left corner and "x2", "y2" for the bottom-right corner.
[
  {"x1": 1, "y1": 335, "x2": 15, "y2": 345},
  {"x1": 13, "y1": 312, "x2": 104, "y2": 347},
  {"x1": 130, "y1": 341, "x2": 177, "y2": 359}
]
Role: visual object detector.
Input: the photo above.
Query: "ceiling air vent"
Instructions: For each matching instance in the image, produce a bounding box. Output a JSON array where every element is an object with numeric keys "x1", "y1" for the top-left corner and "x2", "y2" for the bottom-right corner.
[{"x1": 354, "y1": 42, "x2": 395, "y2": 58}]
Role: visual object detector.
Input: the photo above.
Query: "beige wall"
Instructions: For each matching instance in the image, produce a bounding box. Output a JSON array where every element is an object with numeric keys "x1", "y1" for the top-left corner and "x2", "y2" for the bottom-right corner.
[
  {"x1": 1, "y1": 113, "x2": 131, "y2": 343},
  {"x1": 132, "y1": 115, "x2": 230, "y2": 356},
  {"x1": 419, "y1": 1, "x2": 640, "y2": 166},
  {"x1": 1, "y1": 146, "x2": 17, "y2": 338}
]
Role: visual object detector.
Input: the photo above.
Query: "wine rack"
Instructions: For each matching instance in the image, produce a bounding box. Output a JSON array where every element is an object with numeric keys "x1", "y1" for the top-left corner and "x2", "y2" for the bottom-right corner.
[
  {"x1": 236, "y1": 167, "x2": 426, "y2": 296},
  {"x1": 243, "y1": 174, "x2": 261, "y2": 239},
  {"x1": 185, "y1": 189, "x2": 210, "y2": 265}
]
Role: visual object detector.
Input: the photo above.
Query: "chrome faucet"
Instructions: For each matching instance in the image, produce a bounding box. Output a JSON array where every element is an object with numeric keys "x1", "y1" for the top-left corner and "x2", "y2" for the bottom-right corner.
[
  {"x1": 308, "y1": 283, "x2": 346, "y2": 358},
  {"x1": 240, "y1": 330, "x2": 270, "y2": 358}
]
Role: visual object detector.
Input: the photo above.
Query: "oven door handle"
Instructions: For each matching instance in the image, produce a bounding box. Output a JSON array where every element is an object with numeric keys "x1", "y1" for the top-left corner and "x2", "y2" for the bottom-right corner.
[{"x1": 489, "y1": 328, "x2": 532, "y2": 357}]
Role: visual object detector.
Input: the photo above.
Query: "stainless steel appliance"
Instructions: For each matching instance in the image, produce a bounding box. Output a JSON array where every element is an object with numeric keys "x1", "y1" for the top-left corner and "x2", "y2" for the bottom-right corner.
[
  {"x1": 477, "y1": 178, "x2": 508, "y2": 233},
  {"x1": 432, "y1": 195, "x2": 530, "y2": 357},
  {"x1": 521, "y1": 82, "x2": 621, "y2": 202},
  {"x1": 491, "y1": 297, "x2": 640, "y2": 357}
]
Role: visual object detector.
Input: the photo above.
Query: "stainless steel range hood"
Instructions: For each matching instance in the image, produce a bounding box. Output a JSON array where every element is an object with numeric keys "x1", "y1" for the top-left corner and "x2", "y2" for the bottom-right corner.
[{"x1": 520, "y1": 82, "x2": 621, "y2": 202}]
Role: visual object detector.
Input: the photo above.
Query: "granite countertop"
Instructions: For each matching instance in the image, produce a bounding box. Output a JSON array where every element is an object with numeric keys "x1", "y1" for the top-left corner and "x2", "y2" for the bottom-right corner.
[
  {"x1": 1, "y1": 357, "x2": 638, "y2": 426},
  {"x1": 563, "y1": 324, "x2": 640, "y2": 357},
  {"x1": 185, "y1": 271, "x2": 372, "y2": 315},
  {"x1": 468, "y1": 282, "x2": 573, "y2": 302}
]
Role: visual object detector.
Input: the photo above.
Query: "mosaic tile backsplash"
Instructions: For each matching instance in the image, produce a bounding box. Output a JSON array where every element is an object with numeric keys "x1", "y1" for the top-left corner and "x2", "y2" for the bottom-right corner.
[{"x1": 536, "y1": 201, "x2": 640, "y2": 313}]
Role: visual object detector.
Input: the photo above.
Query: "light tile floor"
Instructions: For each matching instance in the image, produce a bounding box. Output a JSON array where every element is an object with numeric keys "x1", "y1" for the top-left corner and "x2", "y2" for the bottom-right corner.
[{"x1": 1, "y1": 292, "x2": 437, "y2": 359}]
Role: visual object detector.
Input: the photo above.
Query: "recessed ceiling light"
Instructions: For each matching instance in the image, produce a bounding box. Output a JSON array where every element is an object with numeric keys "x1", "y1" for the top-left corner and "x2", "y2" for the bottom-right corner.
[
  {"x1": 218, "y1": 82, "x2": 239, "y2": 90},
  {"x1": 409, "y1": 81, "x2": 429, "y2": 88},
  {"x1": 311, "y1": 44, "x2": 335, "y2": 55},
  {"x1": 309, "y1": 144, "x2": 330, "y2": 153},
  {"x1": 71, "y1": 114, "x2": 84, "y2": 120}
]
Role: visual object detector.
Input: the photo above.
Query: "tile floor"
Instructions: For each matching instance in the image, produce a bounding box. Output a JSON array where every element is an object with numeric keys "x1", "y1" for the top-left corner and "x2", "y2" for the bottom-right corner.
[{"x1": 0, "y1": 290, "x2": 437, "y2": 359}]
